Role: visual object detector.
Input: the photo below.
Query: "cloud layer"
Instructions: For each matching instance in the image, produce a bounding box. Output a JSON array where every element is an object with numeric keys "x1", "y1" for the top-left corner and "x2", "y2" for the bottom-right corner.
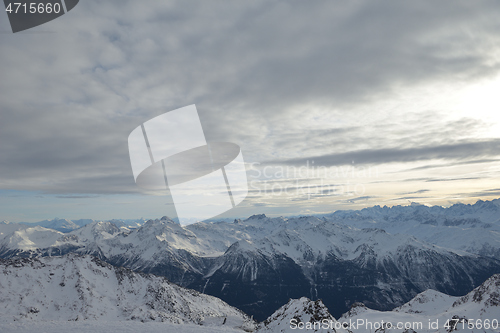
[{"x1": 1, "y1": 1, "x2": 500, "y2": 219}]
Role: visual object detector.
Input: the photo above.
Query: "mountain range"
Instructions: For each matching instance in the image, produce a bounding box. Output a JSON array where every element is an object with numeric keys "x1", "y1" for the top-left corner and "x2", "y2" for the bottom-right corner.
[
  {"x1": 1, "y1": 199, "x2": 500, "y2": 321},
  {"x1": 1, "y1": 255, "x2": 498, "y2": 333}
]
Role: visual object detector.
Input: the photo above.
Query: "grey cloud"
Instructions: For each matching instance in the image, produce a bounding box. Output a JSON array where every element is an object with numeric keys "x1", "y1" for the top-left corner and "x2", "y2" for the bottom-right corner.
[
  {"x1": 56, "y1": 195, "x2": 99, "y2": 199},
  {"x1": 268, "y1": 139, "x2": 500, "y2": 167},
  {"x1": 397, "y1": 189, "x2": 430, "y2": 195},
  {"x1": 401, "y1": 159, "x2": 500, "y2": 172},
  {"x1": 393, "y1": 196, "x2": 432, "y2": 201},
  {"x1": 425, "y1": 177, "x2": 483, "y2": 182},
  {"x1": 458, "y1": 189, "x2": 500, "y2": 198},
  {"x1": 1, "y1": 0, "x2": 500, "y2": 196},
  {"x1": 339, "y1": 195, "x2": 379, "y2": 204}
]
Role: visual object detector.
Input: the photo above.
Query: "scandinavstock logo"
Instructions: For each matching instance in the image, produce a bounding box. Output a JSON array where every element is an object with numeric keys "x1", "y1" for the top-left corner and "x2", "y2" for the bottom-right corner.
[
  {"x1": 128, "y1": 105, "x2": 248, "y2": 225},
  {"x1": 3, "y1": 0, "x2": 79, "y2": 33}
]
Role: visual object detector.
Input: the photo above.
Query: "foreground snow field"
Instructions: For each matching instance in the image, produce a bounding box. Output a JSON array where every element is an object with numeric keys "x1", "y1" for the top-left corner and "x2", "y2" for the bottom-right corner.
[
  {"x1": 0, "y1": 319, "x2": 246, "y2": 333},
  {"x1": 0, "y1": 255, "x2": 255, "y2": 331}
]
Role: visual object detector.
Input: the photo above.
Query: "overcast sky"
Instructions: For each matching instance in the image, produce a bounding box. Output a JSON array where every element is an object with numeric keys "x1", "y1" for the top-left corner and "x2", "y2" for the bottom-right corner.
[{"x1": 1, "y1": 1, "x2": 500, "y2": 222}]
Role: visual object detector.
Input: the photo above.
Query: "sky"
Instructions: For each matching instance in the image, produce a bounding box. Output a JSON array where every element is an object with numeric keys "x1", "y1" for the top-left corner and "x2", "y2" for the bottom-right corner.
[{"x1": 1, "y1": 1, "x2": 500, "y2": 222}]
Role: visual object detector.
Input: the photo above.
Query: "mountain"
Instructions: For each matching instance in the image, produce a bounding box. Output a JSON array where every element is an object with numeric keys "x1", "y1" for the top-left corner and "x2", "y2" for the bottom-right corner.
[
  {"x1": 106, "y1": 218, "x2": 148, "y2": 229},
  {"x1": 186, "y1": 215, "x2": 500, "y2": 320},
  {"x1": 393, "y1": 289, "x2": 456, "y2": 315},
  {"x1": 20, "y1": 218, "x2": 80, "y2": 233},
  {"x1": 0, "y1": 254, "x2": 256, "y2": 331},
  {"x1": 16, "y1": 218, "x2": 148, "y2": 233},
  {"x1": 256, "y1": 297, "x2": 347, "y2": 333},
  {"x1": 2, "y1": 215, "x2": 499, "y2": 321},
  {"x1": 341, "y1": 273, "x2": 500, "y2": 333},
  {"x1": 0, "y1": 223, "x2": 65, "y2": 258},
  {"x1": 1, "y1": 199, "x2": 500, "y2": 321},
  {"x1": 72, "y1": 218, "x2": 98, "y2": 227},
  {"x1": 327, "y1": 199, "x2": 500, "y2": 258}
]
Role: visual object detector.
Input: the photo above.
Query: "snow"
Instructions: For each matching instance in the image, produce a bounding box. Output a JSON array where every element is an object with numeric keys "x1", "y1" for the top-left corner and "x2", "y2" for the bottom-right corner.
[
  {"x1": 327, "y1": 199, "x2": 500, "y2": 258},
  {"x1": 340, "y1": 274, "x2": 500, "y2": 333},
  {"x1": 3, "y1": 198, "x2": 500, "y2": 266},
  {"x1": 393, "y1": 289, "x2": 457, "y2": 315},
  {"x1": 1, "y1": 207, "x2": 497, "y2": 301},
  {"x1": 1, "y1": 198, "x2": 500, "y2": 330},
  {"x1": 0, "y1": 319, "x2": 247, "y2": 333},
  {"x1": 0, "y1": 224, "x2": 63, "y2": 251},
  {"x1": 256, "y1": 297, "x2": 348, "y2": 333},
  {"x1": 0, "y1": 255, "x2": 256, "y2": 331}
]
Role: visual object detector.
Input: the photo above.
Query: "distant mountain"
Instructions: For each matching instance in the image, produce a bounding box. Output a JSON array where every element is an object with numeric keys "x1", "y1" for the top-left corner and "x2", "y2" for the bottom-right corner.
[
  {"x1": 72, "y1": 218, "x2": 98, "y2": 227},
  {"x1": 0, "y1": 222, "x2": 65, "y2": 258},
  {"x1": 327, "y1": 199, "x2": 500, "y2": 258},
  {"x1": 15, "y1": 217, "x2": 148, "y2": 233},
  {"x1": 0, "y1": 254, "x2": 256, "y2": 331},
  {"x1": 341, "y1": 273, "x2": 500, "y2": 333},
  {"x1": 20, "y1": 218, "x2": 80, "y2": 233},
  {"x1": 106, "y1": 218, "x2": 148, "y2": 229}
]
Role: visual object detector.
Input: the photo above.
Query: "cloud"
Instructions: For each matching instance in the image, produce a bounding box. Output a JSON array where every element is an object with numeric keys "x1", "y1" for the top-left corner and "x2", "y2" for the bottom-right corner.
[
  {"x1": 400, "y1": 159, "x2": 500, "y2": 172},
  {"x1": 458, "y1": 189, "x2": 500, "y2": 198},
  {"x1": 393, "y1": 196, "x2": 432, "y2": 201},
  {"x1": 268, "y1": 139, "x2": 500, "y2": 167},
  {"x1": 56, "y1": 195, "x2": 99, "y2": 199},
  {"x1": 397, "y1": 189, "x2": 430, "y2": 195},
  {"x1": 1, "y1": 0, "x2": 500, "y2": 202}
]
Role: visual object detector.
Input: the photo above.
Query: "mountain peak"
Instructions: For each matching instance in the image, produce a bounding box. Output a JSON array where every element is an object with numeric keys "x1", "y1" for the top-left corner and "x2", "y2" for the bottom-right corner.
[
  {"x1": 258, "y1": 297, "x2": 346, "y2": 332},
  {"x1": 143, "y1": 216, "x2": 177, "y2": 228},
  {"x1": 246, "y1": 214, "x2": 267, "y2": 221},
  {"x1": 393, "y1": 289, "x2": 456, "y2": 315}
]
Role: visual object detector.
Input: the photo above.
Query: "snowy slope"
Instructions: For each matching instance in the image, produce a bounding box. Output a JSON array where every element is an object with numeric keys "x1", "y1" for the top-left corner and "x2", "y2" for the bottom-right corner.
[
  {"x1": 0, "y1": 255, "x2": 256, "y2": 331},
  {"x1": 0, "y1": 223, "x2": 64, "y2": 254},
  {"x1": 256, "y1": 297, "x2": 347, "y2": 333},
  {"x1": 0, "y1": 319, "x2": 251, "y2": 333},
  {"x1": 393, "y1": 289, "x2": 456, "y2": 315},
  {"x1": 340, "y1": 274, "x2": 500, "y2": 333}
]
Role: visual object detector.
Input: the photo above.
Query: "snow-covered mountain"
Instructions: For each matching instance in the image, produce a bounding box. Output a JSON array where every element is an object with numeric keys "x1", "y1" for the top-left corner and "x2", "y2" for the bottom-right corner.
[
  {"x1": 0, "y1": 222, "x2": 65, "y2": 257},
  {"x1": 17, "y1": 217, "x2": 148, "y2": 233},
  {"x1": 20, "y1": 218, "x2": 80, "y2": 233},
  {"x1": 256, "y1": 297, "x2": 347, "y2": 333},
  {"x1": 341, "y1": 273, "x2": 500, "y2": 333},
  {"x1": 393, "y1": 289, "x2": 456, "y2": 315},
  {"x1": 1, "y1": 199, "x2": 500, "y2": 321},
  {"x1": 0, "y1": 254, "x2": 256, "y2": 331},
  {"x1": 327, "y1": 199, "x2": 500, "y2": 258},
  {"x1": 1, "y1": 215, "x2": 499, "y2": 321}
]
